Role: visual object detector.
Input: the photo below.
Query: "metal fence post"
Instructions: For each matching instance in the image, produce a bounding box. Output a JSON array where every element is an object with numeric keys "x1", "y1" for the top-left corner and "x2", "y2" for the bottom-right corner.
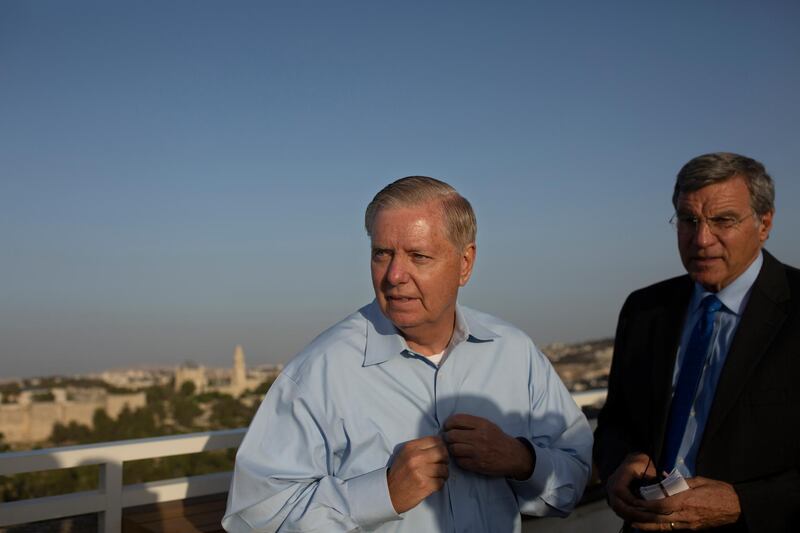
[{"x1": 99, "y1": 460, "x2": 123, "y2": 533}]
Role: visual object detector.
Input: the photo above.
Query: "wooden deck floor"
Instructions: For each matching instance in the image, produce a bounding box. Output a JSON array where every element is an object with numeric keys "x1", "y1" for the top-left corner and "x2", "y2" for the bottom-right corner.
[
  {"x1": 120, "y1": 484, "x2": 613, "y2": 533},
  {"x1": 122, "y1": 493, "x2": 227, "y2": 533}
]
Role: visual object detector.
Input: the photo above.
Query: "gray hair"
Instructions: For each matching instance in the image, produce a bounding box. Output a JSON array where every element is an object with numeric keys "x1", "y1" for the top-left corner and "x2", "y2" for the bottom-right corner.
[
  {"x1": 673, "y1": 152, "x2": 775, "y2": 216},
  {"x1": 365, "y1": 176, "x2": 477, "y2": 250}
]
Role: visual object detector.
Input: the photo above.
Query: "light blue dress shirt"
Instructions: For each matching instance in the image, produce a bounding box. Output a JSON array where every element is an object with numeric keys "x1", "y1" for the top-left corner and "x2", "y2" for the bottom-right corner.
[
  {"x1": 223, "y1": 301, "x2": 592, "y2": 532},
  {"x1": 670, "y1": 252, "x2": 762, "y2": 477}
]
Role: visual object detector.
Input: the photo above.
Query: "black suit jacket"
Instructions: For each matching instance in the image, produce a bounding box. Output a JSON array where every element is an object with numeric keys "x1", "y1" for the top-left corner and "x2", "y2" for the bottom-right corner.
[{"x1": 594, "y1": 250, "x2": 800, "y2": 532}]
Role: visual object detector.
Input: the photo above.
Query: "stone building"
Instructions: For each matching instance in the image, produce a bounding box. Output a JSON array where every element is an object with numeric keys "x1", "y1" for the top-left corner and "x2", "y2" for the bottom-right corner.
[
  {"x1": 173, "y1": 345, "x2": 269, "y2": 397},
  {"x1": 174, "y1": 361, "x2": 209, "y2": 393},
  {"x1": 0, "y1": 387, "x2": 146, "y2": 444}
]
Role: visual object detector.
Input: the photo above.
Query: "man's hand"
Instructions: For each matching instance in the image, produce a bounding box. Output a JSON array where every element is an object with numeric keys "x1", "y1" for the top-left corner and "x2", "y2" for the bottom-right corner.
[
  {"x1": 606, "y1": 455, "x2": 742, "y2": 530},
  {"x1": 387, "y1": 436, "x2": 449, "y2": 514},
  {"x1": 443, "y1": 413, "x2": 533, "y2": 480},
  {"x1": 606, "y1": 452, "x2": 658, "y2": 522},
  {"x1": 630, "y1": 477, "x2": 741, "y2": 531}
]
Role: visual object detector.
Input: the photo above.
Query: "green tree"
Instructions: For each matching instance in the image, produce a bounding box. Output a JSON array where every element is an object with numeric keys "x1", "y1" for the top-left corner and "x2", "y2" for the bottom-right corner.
[
  {"x1": 114, "y1": 406, "x2": 159, "y2": 439},
  {"x1": 51, "y1": 421, "x2": 92, "y2": 445},
  {"x1": 209, "y1": 396, "x2": 257, "y2": 429},
  {"x1": 0, "y1": 382, "x2": 22, "y2": 401},
  {"x1": 171, "y1": 395, "x2": 201, "y2": 428},
  {"x1": 179, "y1": 380, "x2": 196, "y2": 397},
  {"x1": 196, "y1": 391, "x2": 229, "y2": 403},
  {"x1": 251, "y1": 378, "x2": 275, "y2": 397},
  {"x1": 90, "y1": 409, "x2": 115, "y2": 442}
]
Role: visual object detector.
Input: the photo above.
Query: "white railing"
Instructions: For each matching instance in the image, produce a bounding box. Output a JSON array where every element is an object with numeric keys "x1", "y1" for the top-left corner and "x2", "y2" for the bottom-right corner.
[
  {"x1": 571, "y1": 388, "x2": 607, "y2": 408},
  {"x1": 0, "y1": 389, "x2": 608, "y2": 532},
  {"x1": 0, "y1": 428, "x2": 246, "y2": 532}
]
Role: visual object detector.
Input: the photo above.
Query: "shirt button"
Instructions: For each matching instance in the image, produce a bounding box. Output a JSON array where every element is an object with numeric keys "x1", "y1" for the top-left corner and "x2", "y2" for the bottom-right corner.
[
  {"x1": 678, "y1": 458, "x2": 685, "y2": 465},
  {"x1": 690, "y1": 409, "x2": 696, "y2": 417}
]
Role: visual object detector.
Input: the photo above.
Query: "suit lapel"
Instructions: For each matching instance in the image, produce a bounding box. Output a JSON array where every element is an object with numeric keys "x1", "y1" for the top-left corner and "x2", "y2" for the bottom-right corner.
[
  {"x1": 650, "y1": 278, "x2": 692, "y2": 461},
  {"x1": 702, "y1": 251, "x2": 790, "y2": 443}
]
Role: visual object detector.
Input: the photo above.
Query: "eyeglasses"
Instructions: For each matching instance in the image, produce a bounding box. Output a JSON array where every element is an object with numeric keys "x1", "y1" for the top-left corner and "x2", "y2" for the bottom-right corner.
[{"x1": 669, "y1": 212, "x2": 756, "y2": 235}]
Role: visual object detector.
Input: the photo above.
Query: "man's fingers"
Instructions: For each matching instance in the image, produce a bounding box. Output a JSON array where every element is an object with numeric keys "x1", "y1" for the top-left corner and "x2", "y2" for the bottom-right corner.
[
  {"x1": 431, "y1": 462, "x2": 449, "y2": 480},
  {"x1": 609, "y1": 485, "x2": 640, "y2": 508},
  {"x1": 446, "y1": 442, "x2": 474, "y2": 458},
  {"x1": 630, "y1": 518, "x2": 680, "y2": 531},
  {"x1": 608, "y1": 490, "x2": 637, "y2": 512},
  {"x1": 635, "y1": 498, "x2": 678, "y2": 515},
  {"x1": 443, "y1": 413, "x2": 484, "y2": 430},
  {"x1": 428, "y1": 445, "x2": 449, "y2": 463},
  {"x1": 409, "y1": 435, "x2": 446, "y2": 450},
  {"x1": 684, "y1": 475, "x2": 711, "y2": 489},
  {"x1": 607, "y1": 480, "x2": 670, "y2": 524},
  {"x1": 443, "y1": 428, "x2": 474, "y2": 444},
  {"x1": 405, "y1": 458, "x2": 449, "y2": 481},
  {"x1": 402, "y1": 436, "x2": 449, "y2": 464},
  {"x1": 611, "y1": 490, "x2": 684, "y2": 526},
  {"x1": 387, "y1": 439, "x2": 450, "y2": 515},
  {"x1": 611, "y1": 497, "x2": 665, "y2": 524}
]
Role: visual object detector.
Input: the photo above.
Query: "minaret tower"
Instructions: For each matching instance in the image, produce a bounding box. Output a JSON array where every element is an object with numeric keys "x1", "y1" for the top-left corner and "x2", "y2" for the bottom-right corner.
[{"x1": 232, "y1": 344, "x2": 247, "y2": 396}]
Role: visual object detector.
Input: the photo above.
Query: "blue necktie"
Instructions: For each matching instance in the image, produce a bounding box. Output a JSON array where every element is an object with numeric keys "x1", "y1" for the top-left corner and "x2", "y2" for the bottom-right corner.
[{"x1": 660, "y1": 294, "x2": 723, "y2": 472}]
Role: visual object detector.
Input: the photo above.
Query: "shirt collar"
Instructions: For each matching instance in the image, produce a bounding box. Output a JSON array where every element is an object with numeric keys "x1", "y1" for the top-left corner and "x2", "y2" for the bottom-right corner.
[
  {"x1": 690, "y1": 250, "x2": 763, "y2": 316},
  {"x1": 362, "y1": 300, "x2": 498, "y2": 366}
]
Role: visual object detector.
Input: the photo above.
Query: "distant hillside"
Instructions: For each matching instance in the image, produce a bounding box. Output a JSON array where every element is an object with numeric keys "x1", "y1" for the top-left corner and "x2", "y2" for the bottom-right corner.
[{"x1": 541, "y1": 338, "x2": 614, "y2": 392}]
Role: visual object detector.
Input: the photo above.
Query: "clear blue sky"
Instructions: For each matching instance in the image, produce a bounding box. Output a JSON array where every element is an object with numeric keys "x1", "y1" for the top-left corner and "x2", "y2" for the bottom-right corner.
[{"x1": 2, "y1": 1, "x2": 798, "y2": 378}]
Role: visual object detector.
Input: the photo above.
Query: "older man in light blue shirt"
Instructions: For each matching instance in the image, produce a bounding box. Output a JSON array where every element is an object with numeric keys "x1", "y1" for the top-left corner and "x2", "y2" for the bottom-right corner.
[{"x1": 223, "y1": 176, "x2": 592, "y2": 532}]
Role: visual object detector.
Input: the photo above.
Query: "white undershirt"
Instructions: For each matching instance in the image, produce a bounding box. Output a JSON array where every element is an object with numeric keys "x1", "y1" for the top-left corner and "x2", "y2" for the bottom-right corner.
[
  {"x1": 425, "y1": 351, "x2": 445, "y2": 366},
  {"x1": 417, "y1": 310, "x2": 469, "y2": 367}
]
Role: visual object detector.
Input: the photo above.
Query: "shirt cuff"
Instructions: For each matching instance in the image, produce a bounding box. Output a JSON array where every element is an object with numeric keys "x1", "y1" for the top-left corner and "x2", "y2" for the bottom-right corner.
[
  {"x1": 507, "y1": 440, "x2": 571, "y2": 517},
  {"x1": 347, "y1": 466, "x2": 402, "y2": 528},
  {"x1": 508, "y1": 437, "x2": 546, "y2": 485}
]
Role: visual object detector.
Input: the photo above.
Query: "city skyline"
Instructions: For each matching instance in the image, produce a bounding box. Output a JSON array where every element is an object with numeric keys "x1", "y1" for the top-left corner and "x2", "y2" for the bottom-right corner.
[{"x1": 2, "y1": 1, "x2": 799, "y2": 378}]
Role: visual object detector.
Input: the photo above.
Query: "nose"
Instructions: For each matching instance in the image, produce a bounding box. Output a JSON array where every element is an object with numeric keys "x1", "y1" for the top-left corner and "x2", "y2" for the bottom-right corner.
[
  {"x1": 693, "y1": 219, "x2": 717, "y2": 247},
  {"x1": 386, "y1": 256, "x2": 409, "y2": 285}
]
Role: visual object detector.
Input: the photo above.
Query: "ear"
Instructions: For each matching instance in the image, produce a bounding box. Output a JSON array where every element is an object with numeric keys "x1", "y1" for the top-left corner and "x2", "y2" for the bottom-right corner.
[
  {"x1": 458, "y1": 243, "x2": 476, "y2": 286},
  {"x1": 758, "y1": 210, "x2": 774, "y2": 243}
]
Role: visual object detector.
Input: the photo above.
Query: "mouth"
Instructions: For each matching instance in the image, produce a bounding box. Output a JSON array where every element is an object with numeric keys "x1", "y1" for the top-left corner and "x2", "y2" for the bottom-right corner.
[
  {"x1": 386, "y1": 295, "x2": 418, "y2": 305},
  {"x1": 690, "y1": 256, "x2": 722, "y2": 268}
]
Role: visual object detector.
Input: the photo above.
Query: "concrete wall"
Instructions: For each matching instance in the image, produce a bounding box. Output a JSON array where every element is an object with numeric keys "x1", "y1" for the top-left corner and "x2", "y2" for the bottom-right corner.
[{"x1": 0, "y1": 391, "x2": 147, "y2": 444}]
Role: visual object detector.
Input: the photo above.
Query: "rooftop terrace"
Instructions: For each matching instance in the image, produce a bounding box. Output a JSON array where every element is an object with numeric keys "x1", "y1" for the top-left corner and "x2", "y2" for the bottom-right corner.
[{"x1": 0, "y1": 390, "x2": 617, "y2": 532}]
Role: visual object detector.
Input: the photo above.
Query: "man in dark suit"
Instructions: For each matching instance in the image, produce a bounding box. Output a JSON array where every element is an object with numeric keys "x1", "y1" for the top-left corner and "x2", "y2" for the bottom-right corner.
[{"x1": 594, "y1": 152, "x2": 800, "y2": 531}]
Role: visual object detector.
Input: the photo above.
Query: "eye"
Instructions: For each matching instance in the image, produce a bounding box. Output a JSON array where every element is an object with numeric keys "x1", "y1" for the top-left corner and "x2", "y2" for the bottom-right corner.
[
  {"x1": 709, "y1": 216, "x2": 738, "y2": 229},
  {"x1": 411, "y1": 253, "x2": 431, "y2": 262},
  {"x1": 372, "y1": 249, "x2": 390, "y2": 260}
]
